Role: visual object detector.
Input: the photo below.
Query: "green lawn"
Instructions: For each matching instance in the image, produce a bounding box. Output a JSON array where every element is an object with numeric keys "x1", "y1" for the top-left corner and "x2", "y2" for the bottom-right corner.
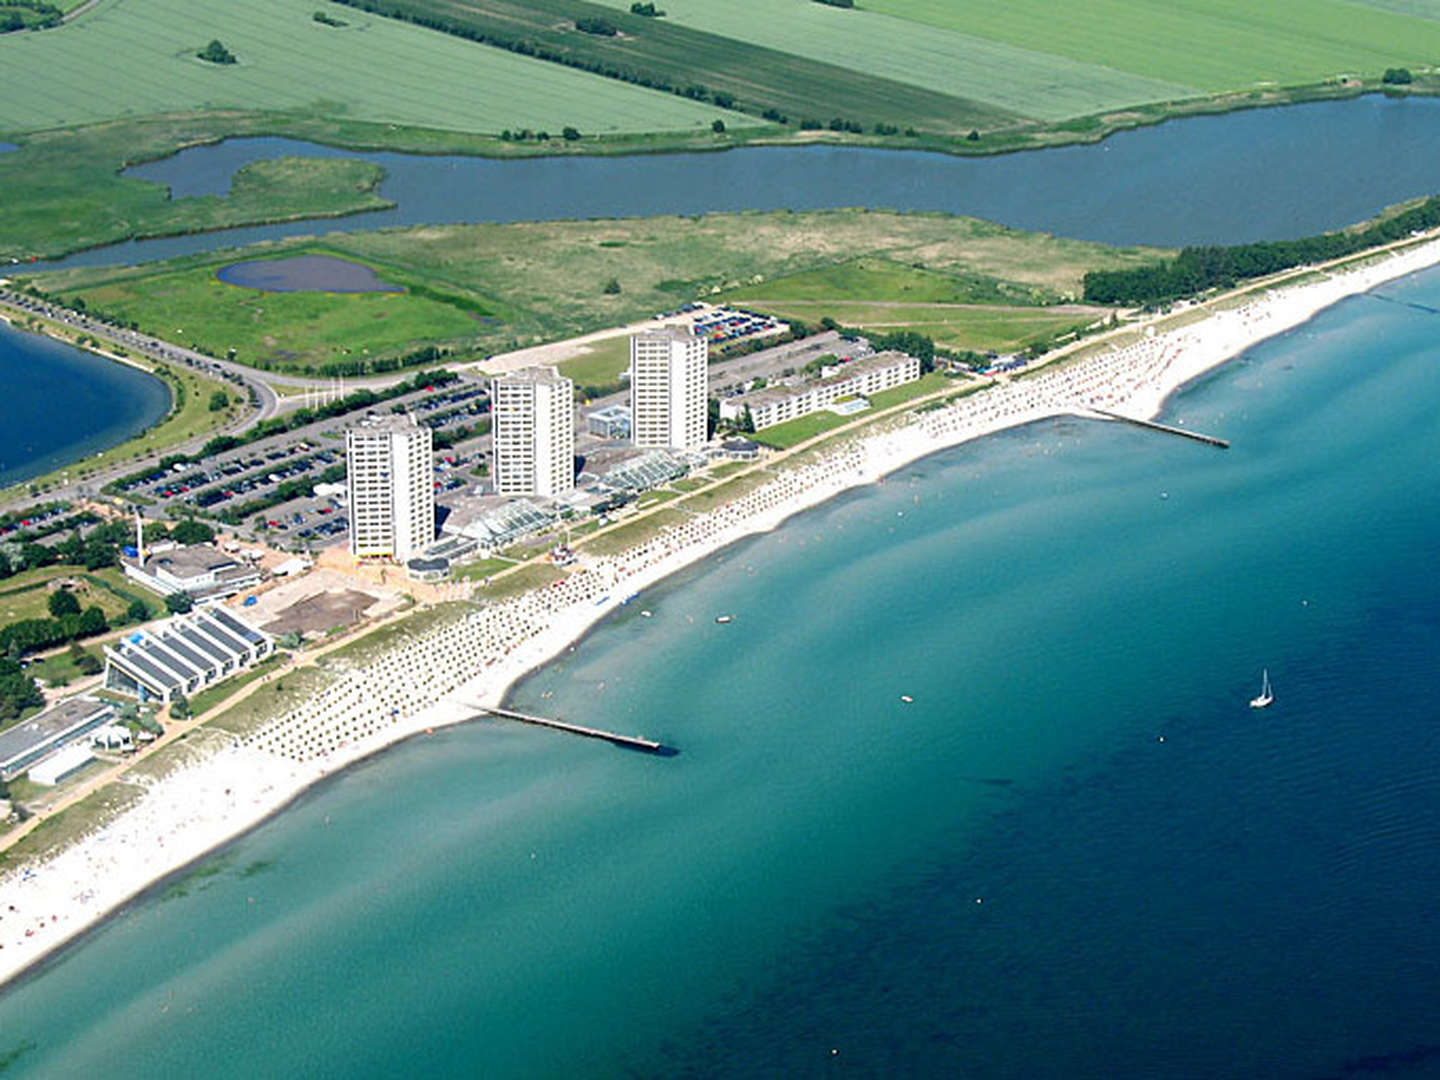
[
  {"x1": 587, "y1": 0, "x2": 1195, "y2": 122},
  {"x1": 559, "y1": 336, "x2": 631, "y2": 396},
  {"x1": 867, "y1": 0, "x2": 1440, "y2": 92},
  {"x1": 0, "y1": 0, "x2": 746, "y2": 135},
  {"x1": 0, "y1": 566, "x2": 135, "y2": 625},
  {"x1": 52, "y1": 248, "x2": 492, "y2": 373},
  {"x1": 38, "y1": 210, "x2": 1166, "y2": 371}
]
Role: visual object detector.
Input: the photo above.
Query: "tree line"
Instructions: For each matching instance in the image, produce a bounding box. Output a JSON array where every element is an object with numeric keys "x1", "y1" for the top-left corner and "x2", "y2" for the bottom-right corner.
[{"x1": 1083, "y1": 196, "x2": 1440, "y2": 305}]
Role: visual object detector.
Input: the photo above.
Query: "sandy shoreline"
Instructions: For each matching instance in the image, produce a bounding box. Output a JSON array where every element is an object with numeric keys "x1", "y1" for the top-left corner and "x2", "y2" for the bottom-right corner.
[{"x1": 3, "y1": 236, "x2": 1439, "y2": 990}]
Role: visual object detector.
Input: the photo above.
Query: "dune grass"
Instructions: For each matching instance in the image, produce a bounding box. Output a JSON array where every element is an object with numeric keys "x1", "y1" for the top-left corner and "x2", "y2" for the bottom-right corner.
[{"x1": 37, "y1": 210, "x2": 1166, "y2": 370}]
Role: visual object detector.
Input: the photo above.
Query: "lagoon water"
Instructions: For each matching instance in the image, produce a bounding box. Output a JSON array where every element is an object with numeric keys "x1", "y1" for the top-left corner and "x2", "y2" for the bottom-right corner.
[
  {"x1": 3, "y1": 265, "x2": 1439, "y2": 1076},
  {"x1": 40, "y1": 94, "x2": 1440, "y2": 271},
  {"x1": 0, "y1": 321, "x2": 169, "y2": 489}
]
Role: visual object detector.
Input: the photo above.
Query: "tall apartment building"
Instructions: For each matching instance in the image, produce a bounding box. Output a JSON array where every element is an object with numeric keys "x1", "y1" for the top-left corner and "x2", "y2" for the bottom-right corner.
[
  {"x1": 629, "y1": 328, "x2": 708, "y2": 450},
  {"x1": 346, "y1": 413, "x2": 436, "y2": 561},
  {"x1": 491, "y1": 366, "x2": 576, "y2": 497}
]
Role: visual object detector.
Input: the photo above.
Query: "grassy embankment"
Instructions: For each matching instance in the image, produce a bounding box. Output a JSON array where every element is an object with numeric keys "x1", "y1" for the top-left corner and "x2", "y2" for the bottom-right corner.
[
  {"x1": 30, "y1": 245, "x2": 500, "y2": 373},
  {"x1": 34, "y1": 211, "x2": 1163, "y2": 376},
  {"x1": 0, "y1": 310, "x2": 243, "y2": 499}
]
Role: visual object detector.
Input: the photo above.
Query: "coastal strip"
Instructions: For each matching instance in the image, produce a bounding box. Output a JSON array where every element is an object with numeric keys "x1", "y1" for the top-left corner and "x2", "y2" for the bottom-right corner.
[{"x1": 3, "y1": 234, "x2": 1440, "y2": 991}]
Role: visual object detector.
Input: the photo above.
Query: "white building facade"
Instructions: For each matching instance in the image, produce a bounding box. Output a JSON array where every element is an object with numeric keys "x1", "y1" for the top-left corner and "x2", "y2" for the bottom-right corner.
[
  {"x1": 630, "y1": 329, "x2": 708, "y2": 450},
  {"x1": 491, "y1": 366, "x2": 576, "y2": 497},
  {"x1": 346, "y1": 414, "x2": 436, "y2": 561},
  {"x1": 719, "y1": 350, "x2": 921, "y2": 431}
]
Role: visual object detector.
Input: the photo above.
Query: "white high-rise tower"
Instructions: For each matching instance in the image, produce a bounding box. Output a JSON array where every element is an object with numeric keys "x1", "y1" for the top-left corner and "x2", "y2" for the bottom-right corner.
[
  {"x1": 346, "y1": 413, "x2": 436, "y2": 561},
  {"x1": 490, "y1": 366, "x2": 575, "y2": 497},
  {"x1": 629, "y1": 328, "x2": 708, "y2": 450}
]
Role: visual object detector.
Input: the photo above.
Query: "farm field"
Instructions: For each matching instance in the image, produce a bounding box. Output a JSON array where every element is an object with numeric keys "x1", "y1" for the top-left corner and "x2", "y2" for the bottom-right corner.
[
  {"x1": 37, "y1": 211, "x2": 1166, "y2": 373},
  {"x1": 585, "y1": 0, "x2": 1194, "y2": 123},
  {"x1": 340, "y1": 0, "x2": 1016, "y2": 135},
  {"x1": 865, "y1": 0, "x2": 1440, "y2": 91},
  {"x1": 0, "y1": 0, "x2": 746, "y2": 134}
]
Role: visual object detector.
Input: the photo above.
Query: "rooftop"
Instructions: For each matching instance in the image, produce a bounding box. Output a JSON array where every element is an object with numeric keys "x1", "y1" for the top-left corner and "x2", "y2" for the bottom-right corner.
[
  {"x1": 494, "y1": 365, "x2": 570, "y2": 387},
  {"x1": 634, "y1": 327, "x2": 700, "y2": 344},
  {"x1": 735, "y1": 350, "x2": 917, "y2": 407},
  {"x1": 0, "y1": 696, "x2": 113, "y2": 772},
  {"x1": 141, "y1": 544, "x2": 239, "y2": 579},
  {"x1": 348, "y1": 412, "x2": 427, "y2": 435},
  {"x1": 588, "y1": 403, "x2": 632, "y2": 421}
]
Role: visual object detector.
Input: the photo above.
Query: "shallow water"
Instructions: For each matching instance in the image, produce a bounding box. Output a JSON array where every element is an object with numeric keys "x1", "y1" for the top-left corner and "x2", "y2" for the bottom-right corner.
[
  {"x1": 215, "y1": 254, "x2": 400, "y2": 293},
  {"x1": 39, "y1": 94, "x2": 1440, "y2": 271},
  {"x1": 2, "y1": 263, "x2": 1438, "y2": 1077}
]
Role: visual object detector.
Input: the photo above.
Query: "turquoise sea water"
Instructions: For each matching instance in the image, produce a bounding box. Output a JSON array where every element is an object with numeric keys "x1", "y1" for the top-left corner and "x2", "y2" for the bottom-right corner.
[
  {"x1": 2, "y1": 270, "x2": 1440, "y2": 1077},
  {"x1": 0, "y1": 322, "x2": 169, "y2": 489}
]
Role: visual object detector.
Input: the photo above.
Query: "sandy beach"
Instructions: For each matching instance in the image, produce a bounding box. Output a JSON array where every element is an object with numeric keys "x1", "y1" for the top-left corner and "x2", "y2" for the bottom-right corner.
[{"x1": 4, "y1": 235, "x2": 1440, "y2": 990}]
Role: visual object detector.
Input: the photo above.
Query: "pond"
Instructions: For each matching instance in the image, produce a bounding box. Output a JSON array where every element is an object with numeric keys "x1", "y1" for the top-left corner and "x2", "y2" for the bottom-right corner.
[{"x1": 215, "y1": 254, "x2": 401, "y2": 293}]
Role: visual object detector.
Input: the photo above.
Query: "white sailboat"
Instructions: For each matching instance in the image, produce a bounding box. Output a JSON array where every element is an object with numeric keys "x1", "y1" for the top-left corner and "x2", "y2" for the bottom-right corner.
[{"x1": 1249, "y1": 668, "x2": 1274, "y2": 710}]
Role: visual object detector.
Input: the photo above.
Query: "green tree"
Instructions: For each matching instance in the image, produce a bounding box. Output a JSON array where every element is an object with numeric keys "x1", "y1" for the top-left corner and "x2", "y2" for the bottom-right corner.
[
  {"x1": 712, "y1": 119, "x2": 726, "y2": 134},
  {"x1": 125, "y1": 598, "x2": 151, "y2": 623},
  {"x1": 77, "y1": 606, "x2": 108, "y2": 637},
  {"x1": 208, "y1": 390, "x2": 230, "y2": 412},
  {"x1": 47, "y1": 589, "x2": 80, "y2": 618},
  {"x1": 603, "y1": 278, "x2": 622, "y2": 295},
  {"x1": 197, "y1": 39, "x2": 236, "y2": 64},
  {"x1": 562, "y1": 126, "x2": 581, "y2": 141},
  {"x1": 170, "y1": 519, "x2": 215, "y2": 545},
  {"x1": 1383, "y1": 67, "x2": 1414, "y2": 85},
  {"x1": 165, "y1": 592, "x2": 193, "y2": 615},
  {"x1": 170, "y1": 692, "x2": 191, "y2": 720}
]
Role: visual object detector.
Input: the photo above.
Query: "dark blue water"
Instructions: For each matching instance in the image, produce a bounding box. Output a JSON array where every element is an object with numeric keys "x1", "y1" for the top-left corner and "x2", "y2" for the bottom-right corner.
[
  {"x1": 2, "y1": 263, "x2": 1437, "y2": 1077},
  {"x1": 215, "y1": 254, "x2": 400, "y2": 293},
  {"x1": 38, "y1": 94, "x2": 1440, "y2": 272},
  {"x1": 0, "y1": 142, "x2": 17, "y2": 154},
  {"x1": 0, "y1": 320, "x2": 169, "y2": 489}
]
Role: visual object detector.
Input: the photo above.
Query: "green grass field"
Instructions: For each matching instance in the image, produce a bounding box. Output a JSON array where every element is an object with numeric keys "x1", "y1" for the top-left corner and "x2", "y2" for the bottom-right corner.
[
  {"x1": 51, "y1": 247, "x2": 493, "y2": 372},
  {"x1": 349, "y1": 0, "x2": 1015, "y2": 135},
  {"x1": 0, "y1": 0, "x2": 748, "y2": 134},
  {"x1": 723, "y1": 257, "x2": 1110, "y2": 352},
  {"x1": 866, "y1": 0, "x2": 1440, "y2": 92},
  {"x1": 38, "y1": 211, "x2": 1164, "y2": 371},
  {"x1": 586, "y1": 0, "x2": 1195, "y2": 123},
  {"x1": 560, "y1": 336, "x2": 631, "y2": 395}
]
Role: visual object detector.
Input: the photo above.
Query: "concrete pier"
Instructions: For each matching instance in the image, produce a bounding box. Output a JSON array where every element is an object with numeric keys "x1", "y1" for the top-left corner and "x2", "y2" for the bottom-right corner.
[
  {"x1": 472, "y1": 704, "x2": 666, "y2": 753},
  {"x1": 1090, "y1": 409, "x2": 1230, "y2": 449}
]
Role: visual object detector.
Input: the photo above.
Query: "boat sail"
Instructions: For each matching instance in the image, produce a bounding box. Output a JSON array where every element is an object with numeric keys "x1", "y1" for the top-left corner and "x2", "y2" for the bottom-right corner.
[{"x1": 1249, "y1": 669, "x2": 1274, "y2": 710}]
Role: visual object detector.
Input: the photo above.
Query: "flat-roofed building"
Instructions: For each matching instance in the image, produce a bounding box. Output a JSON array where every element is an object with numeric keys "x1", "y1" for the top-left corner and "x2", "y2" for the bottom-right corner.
[
  {"x1": 346, "y1": 413, "x2": 436, "y2": 561},
  {"x1": 718, "y1": 350, "x2": 921, "y2": 431},
  {"x1": 122, "y1": 544, "x2": 261, "y2": 605},
  {"x1": 103, "y1": 607, "x2": 273, "y2": 705},
  {"x1": 586, "y1": 403, "x2": 631, "y2": 440},
  {"x1": 491, "y1": 366, "x2": 575, "y2": 497},
  {"x1": 630, "y1": 328, "x2": 707, "y2": 450},
  {"x1": 0, "y1": 695, "x2": 114, "y2": 782}
]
